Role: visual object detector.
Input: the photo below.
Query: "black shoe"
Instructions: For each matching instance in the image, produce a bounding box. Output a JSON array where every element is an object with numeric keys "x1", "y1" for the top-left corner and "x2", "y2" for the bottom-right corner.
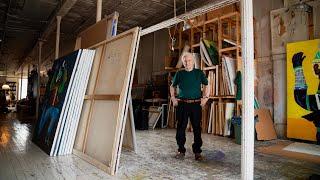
[
  {"x1": 175, "y1": 152, "x2": 185, "y2": 159},
  {"x1": 195, "y1": 153, "x2": 205, "y2": 161}
]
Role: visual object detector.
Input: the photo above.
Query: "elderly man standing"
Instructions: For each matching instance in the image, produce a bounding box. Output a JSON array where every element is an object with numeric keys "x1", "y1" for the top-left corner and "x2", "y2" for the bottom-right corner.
[{"x1": 170, "y1": 52, "x2": 209, "y2": 161}]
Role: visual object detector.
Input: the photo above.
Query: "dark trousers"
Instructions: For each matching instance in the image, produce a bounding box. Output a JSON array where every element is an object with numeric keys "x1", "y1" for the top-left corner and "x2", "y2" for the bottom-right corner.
[{"x1": 176, "y1": 102, "x2": 202, "y2": 154}]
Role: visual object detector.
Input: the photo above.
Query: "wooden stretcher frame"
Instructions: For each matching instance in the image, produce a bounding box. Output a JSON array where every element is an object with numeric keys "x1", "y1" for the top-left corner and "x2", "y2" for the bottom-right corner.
[
  {"x1": 73, "y1": 9, "x2": 136, "y2": 154},
  {"x1": 73, "y1": 27, "x2": 141, "y2": 175}
]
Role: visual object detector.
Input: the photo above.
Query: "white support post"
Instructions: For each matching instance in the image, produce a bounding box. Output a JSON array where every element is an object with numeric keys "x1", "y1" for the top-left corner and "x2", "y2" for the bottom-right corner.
[
  {"x1": 20, "y1": 65, "x2": 23, "y2": 100},
  {"x1": 36, "y1": 41, "x2": 43, "y2": 120},
  {"x1": 55, "y1": 16, "x2": 62, "y2": 59},
  {"x1": 241, "y1": 0, "x2": 254, "y2": 179},
  {"x1": 96, "y1": 0, "x2": 102, "y2": 22}
]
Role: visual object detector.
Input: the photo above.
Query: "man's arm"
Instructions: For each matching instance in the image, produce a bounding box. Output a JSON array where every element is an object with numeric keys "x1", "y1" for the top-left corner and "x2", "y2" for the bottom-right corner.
[
  {"x1": 170, "y1": 85, "x2": 178, "y2": 106},
  {"x1": 291, "y1": 52, "x2": 319, "y2": 111},
  {"x1": 201, "y1": 85, "x2": 209, "y2": 107},
  {"x1": 202, "y1": 85, "x2": 210, "y2": 98}
]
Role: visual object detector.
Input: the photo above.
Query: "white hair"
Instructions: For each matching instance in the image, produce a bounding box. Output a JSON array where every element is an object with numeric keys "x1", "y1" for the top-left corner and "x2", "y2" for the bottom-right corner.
[{"x1": 181, "y1": 52, "x2": 195, "y2": 64}]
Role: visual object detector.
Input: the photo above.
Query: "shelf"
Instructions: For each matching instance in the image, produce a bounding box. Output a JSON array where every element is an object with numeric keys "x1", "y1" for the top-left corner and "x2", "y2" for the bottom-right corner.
[
  {"x1": 203, "y1": 66, "x2": 217, "y2": 71},
  {"x1": 220, "y1": 12, "x2": 239, "y2": 20},
  {"x1": 165, "y1": 67, "x2": 182, "y2": 72},
  {"x1": 219, "y1": 46, "x2": 238, "y2": 52},
  {"x1": 192, "y1": 22, "x2": 205, "y2": 28},
  {"x1": 205, "y1": 18, "x2": 219, "y2": 25},
  {"x1": 191, "y1": 43, "x2": 200, "y2": 48},
  {"x1": 209, "y1": 96, "x2": 236, "y2": 99}
]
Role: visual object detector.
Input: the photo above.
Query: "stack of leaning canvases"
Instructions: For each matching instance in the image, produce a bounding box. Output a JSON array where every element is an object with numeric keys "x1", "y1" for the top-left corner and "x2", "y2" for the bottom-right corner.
[{"x1": 33, "y1": 49, "x2": 96, "y2": 156}]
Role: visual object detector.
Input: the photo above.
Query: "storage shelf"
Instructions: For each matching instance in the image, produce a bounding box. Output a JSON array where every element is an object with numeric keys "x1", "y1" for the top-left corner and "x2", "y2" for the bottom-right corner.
[
  {"x1": 203, "y1": 66, "x2": 217, "y2": 71},
  {"x1": 191, "y1": 43, "x2": 200, "y2": 48},
  {"x1": 220, "y1": 12, "x2": 239, "y2": 20},
  {"x1": 165, "y1": 67, "x2": 182, "y2": 72},
  {"x1": 205, "y1": 18, "x2": 219, "y2": 25},
  {"x1": 209, "y1": 96, "x2": 236, "y2": 99},
  {"x1": 219, "y1": 46, "x2": 238, "y2": 52}
]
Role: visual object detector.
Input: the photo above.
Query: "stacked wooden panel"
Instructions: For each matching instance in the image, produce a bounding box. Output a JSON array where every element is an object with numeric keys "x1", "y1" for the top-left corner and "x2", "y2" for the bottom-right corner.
[{"x1": 33, "y1": 49, "x2": 96, "y2": 156}]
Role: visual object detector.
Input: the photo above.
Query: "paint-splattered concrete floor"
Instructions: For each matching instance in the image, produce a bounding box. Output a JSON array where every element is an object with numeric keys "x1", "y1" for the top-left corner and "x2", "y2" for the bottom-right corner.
[{"x1": 0, "y1": 113, "x2": 319, "y2": 179}]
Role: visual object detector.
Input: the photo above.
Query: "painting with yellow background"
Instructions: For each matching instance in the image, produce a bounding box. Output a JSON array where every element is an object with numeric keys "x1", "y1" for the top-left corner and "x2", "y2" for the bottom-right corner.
[{"x1": 287, "y1": 39, "x2": 320, "y2": 144}]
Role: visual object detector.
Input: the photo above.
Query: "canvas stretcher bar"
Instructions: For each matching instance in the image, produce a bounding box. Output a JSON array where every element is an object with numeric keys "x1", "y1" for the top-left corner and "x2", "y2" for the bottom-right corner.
[{"x1": 73, "y1": 27, "x2": 140, "y2": 175}]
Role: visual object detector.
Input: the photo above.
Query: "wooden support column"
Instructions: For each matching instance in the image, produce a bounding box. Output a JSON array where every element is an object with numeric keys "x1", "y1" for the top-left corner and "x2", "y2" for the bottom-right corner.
[
  {"x1": 240, "y1": 0, "x2": 254, "y2": 179},
  {"x1": 55, "y1": 16, "x2": 62, "y2": 59},
  {"x1": 36, "y1": 41, "x2": 43, "y2": 120},
  {"x1": 20, "y1": 65, "x2": 23, "y2": 100},
  {"x1": 96, "y1": 0, "x2": 102, "y2": 22},
  {"x1": 27, "y1": 64, "x2": 30, "y2": 78}
]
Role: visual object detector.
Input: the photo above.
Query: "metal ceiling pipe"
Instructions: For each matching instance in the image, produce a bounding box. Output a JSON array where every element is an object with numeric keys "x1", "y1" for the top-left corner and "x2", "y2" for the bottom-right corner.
[
  {"x1": 55, "y1": 16, "x2": 61, "y2": 59},
  {"x1": 141, "y1": 0, "x2": 239, "y2": 36},
  {"x1": 241, "y1": 0, "x2": 254, "y2": 179}
]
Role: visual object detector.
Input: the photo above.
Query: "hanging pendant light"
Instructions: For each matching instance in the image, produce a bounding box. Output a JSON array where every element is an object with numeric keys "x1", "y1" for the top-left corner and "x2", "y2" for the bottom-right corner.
[
  {"x1": 2, "y1": 84, "x2": 10, "y2": 90},
  {"x1": 182, "y1": 0, "x2": 191, "y2": 31}
]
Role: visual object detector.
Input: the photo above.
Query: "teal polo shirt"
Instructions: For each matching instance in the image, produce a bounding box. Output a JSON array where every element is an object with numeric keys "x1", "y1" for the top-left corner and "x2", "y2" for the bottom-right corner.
[{"x1": 172, "y1": 69, "x2": 208, "y2": 99}]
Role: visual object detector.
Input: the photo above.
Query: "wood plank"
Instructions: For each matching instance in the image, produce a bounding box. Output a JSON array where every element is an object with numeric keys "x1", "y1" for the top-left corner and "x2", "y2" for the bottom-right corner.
[
  {"x1": 84, "y1": 95, "x2": 120, "y2": 100},
  {"x1": 73, "y1": 149, "x2": 111, "y2": 173},
  {"x1": 220, "y1": 12, "x2": 239, "y2": 20},
  {"x1": 254, "y1": 109, "x2": 277, "y2": 140},
  {"x1": 203, "y1": 66, "x2": 216, "y2": 71},
  {"x1": 205, "y1": 18, "x2": 219, "y2": 25},
  {"x1": 219, "y1": 46, "x2": 237, "y2": 52},
  {"x1": 122, "y1": 97, "x2": 136, "y2": 151}
]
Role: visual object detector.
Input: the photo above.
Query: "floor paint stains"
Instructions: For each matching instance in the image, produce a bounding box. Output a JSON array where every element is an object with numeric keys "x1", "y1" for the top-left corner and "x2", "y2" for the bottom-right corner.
[{"x1": 0, "y1": 113, "x2": 319, "y2": 179}]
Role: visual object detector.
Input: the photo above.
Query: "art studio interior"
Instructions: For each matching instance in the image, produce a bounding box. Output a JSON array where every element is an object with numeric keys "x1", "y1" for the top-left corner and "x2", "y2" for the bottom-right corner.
[{"x1": 0, "y1": 0, "x2": 319, "y2": 179}]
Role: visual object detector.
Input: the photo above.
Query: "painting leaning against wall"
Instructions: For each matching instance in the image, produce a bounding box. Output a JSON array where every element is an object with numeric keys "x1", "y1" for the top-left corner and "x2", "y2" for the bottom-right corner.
[
  {"x1": 287, "y1": 39, "x2": 320, "y2": 145},
  {"x1": 32, "y1": 51, "x2": 79, "y2": 154}
]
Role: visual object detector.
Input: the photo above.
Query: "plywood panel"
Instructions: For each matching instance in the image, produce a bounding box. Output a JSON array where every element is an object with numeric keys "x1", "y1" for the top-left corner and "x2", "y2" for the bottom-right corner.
[
  {"x1": 255, "y1": 109, "x2": 277, "y2": 140},
  {"x1": 85, "y1": 100, "x2": 118, "y2": 165},
  {"x1": 79, "y1": 19, "x2": 108, "y2": 49},
  {"x1": 95, "y1": 35, "x2": 132, "y2": 94}
]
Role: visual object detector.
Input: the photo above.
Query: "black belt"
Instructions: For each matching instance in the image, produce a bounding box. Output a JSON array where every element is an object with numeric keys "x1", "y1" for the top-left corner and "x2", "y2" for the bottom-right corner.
[{"x1": 178, "y1": 99, "x2": 201, "y2": 103}]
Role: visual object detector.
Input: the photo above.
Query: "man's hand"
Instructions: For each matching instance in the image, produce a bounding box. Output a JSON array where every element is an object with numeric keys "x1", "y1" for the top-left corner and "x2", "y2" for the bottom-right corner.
[
  {"x1": 200, "y1": 97, "x2": 208, "y2": 107},
  {"x1": 171, "y1": 97, "x2": 179, "y2": 107},
  {"x1": 292, "y1": 52, "x2": 306, "y2": 68}
]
